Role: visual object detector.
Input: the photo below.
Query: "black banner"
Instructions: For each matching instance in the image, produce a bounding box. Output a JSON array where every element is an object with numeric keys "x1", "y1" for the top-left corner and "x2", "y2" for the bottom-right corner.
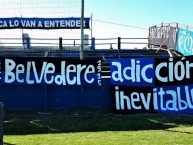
[
  {"x1": 155, "y1": 56, "x2": 193, "y2": 86},
  {"x1": 0, "y1": 57, "x2": 101, "y2": 86},
  {"x1": 111, "y1": 56, "x2": 193, "y2": 114},
  {"x1": 111, "y1": 86, "x2": 157, "y2": 114},
  {"x1": 112, "y1": 85, "x2": 193, "y2": 114}
]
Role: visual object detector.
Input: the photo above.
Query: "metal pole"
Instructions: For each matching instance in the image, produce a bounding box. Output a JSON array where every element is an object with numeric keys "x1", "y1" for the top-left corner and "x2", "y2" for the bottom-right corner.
[
  {"x1": 80, "y1": 0, "x2": 84, "y2": 60},
  {"x1": 59, "y1": 37, "x2": 62, "y2": 50},
  {"x1": 118, "y1": 37, "x2": 121, "y2": 49},
  {"x1": 80, "y1": 0, "x2": 84, "y2": 110},
  {"x1": 0, "y1": 103, "x2": 4, "y2": 145},
  {"x1": 91, "y1": 13, "x2": 93, "y2": 40}
]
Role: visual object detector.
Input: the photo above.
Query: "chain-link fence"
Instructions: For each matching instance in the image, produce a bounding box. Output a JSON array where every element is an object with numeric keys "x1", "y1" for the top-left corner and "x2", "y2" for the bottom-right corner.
[{"x1": 0, "y1": 0, "x2": 91, "y2": 47}]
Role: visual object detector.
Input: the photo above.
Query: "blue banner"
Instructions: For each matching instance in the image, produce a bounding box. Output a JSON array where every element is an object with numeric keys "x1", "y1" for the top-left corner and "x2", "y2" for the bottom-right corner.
[
  {"x1": 0, "y1": 17, "x2": 90, "y2": 29},
  {"x1": 110, "y1": 58, "x2": 154, "y2": 87},
  {"x1": 156, "y1": 85, "x2": 193, "y2": 114},
  {"x1": 176, "y1": 28, "x2": 193, "y2": 56},
  {"x1": 111, "y1": 56, "x2": 193, "y2": 114}
]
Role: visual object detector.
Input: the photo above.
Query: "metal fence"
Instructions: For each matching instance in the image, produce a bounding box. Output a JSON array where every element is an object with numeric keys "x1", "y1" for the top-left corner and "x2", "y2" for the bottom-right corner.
[{"x1": 0, "y1": 37, "x2": 149, "y2": 50}]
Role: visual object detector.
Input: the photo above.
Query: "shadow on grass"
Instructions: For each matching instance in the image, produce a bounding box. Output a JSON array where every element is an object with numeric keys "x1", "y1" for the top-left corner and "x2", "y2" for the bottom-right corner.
[
  {"x1": 165, "y1": 129, "x2": 193, "y2": 134},
  {"x1": 4, "y1": 109, "x2": 193, "y2": 135},
  {"x1": 3, "y1": 142, "x2": 16, "y2": 145}
]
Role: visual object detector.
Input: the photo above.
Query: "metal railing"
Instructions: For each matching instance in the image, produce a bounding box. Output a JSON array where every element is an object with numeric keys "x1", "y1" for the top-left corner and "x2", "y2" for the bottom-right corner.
[{"x1": 0, "y1": 37, "x2": 149, "y2": 50}]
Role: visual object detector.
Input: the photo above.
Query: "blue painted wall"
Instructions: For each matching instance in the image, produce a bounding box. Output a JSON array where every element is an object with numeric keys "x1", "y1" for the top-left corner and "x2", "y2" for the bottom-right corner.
[{"x1": 0, "y1": 78, "x2": 112, "y2": 110}]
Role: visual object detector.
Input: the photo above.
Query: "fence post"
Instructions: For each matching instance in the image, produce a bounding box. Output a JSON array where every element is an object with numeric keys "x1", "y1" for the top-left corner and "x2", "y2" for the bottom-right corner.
[
  {"x1": 0, "y1": 102, "x2": 4, "y2": 145},
  {"x1": 110, "y1": 43, "x2": 113, "y2": 49},
  {"x1": 118, "y1": 37, "x2": 121, "y2": 49},
  {"x1": 74, "y1": 40, "x2": 76, "y2": 46},
  {"x1": 59, "y1": 37, "x2": 63, "y2": 50},
  {"x1": 22, "y1": 33, "x2": 29, "y2": 49},
  {"x1": 26, "y1": 37, "x2": 31, "y2": 49},
  {"x1": 91, "y1": 37, "x2": 95, "y2": 50}
]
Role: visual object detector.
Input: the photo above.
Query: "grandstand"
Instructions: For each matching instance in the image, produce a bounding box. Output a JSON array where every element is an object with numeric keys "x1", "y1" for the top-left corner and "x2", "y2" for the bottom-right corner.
[{"x1": 0, "y1": 0, "x2": 185, "y2": 112}]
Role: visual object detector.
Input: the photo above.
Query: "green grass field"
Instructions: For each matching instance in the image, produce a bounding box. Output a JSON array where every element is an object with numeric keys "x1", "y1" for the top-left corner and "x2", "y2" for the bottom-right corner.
[{"x1": 3, "y1": 109, "x2": 193, "y2": 145}]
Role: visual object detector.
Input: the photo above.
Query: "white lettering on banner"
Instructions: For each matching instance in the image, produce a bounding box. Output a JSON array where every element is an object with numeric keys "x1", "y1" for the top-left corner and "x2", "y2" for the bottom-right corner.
[
  {"x1": 85, "y1": 65, "x2": 95, "y2": 84},
  {"x1": 115, "y1": 86, "x2": 152, "y2": 110},
  {"x1": 155, "y1": 57, "x2": 193, "y2": 82},
  {"x1": 0, "y1": 21, "x2": 8, "y2": 28},
  {"x1": 21, "y1": 20, "x2": 36, "y2": 28},
  {"x1": 115, "y1": 86, "x2": 193, "y2": 111},
  {"x1": 8, "y1": 20, "x2": 19, "y2": 27},
  {"x1": 4, "y1": 59, "x2": 99, "y2": 85},
  {"x1": 97, "y1": 60, "x2": 102, "y2": 86},
  {"x1": 111, "y1": 57, "x2": 193, "y2": 84},
  {"x1": 178, "y1": 30, "x2": 193, "y2": 54},
  {"x1": 16, "y1": 64, "x2": 25, "y2": 83},
  {"x1": 9, "y1": 20, "x2": 14, "y2": 27},
  {"x1": 43, "y1": 20, "x2": 83, "y2": 28},
  {"x1": 111, "y1": 59, "x2": 153, "y2": 83},
  {"x1": 26, "y1": 61, "x2": 34, "y2": 84},
  {"x1": 44, "y1": 63, "x2": 55, "y2": 84},
  {"x1": 5, "y1": 59, "x2": 15, "y2": 83},
  {"x1": 0, "y1": 19, "x2": 86, "y2": 28},
  {"x1": 38, "y1": 21, "x2": 43, "y2": 27},
  {"x1": 149, "y1": 26, "x2": 177, "y2": 42}
]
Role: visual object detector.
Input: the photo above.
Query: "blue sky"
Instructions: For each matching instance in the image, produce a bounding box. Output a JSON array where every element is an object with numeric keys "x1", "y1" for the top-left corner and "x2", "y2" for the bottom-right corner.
[
  {"x1": 1, "y1": 0, "x2": 193, "y2": 38},
  {"x1": 1, "y1": 0, "x2": 193, "y2": 49},
  {"x1": 85, "y1": 0, "x2": 193, "y2": 39}
]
